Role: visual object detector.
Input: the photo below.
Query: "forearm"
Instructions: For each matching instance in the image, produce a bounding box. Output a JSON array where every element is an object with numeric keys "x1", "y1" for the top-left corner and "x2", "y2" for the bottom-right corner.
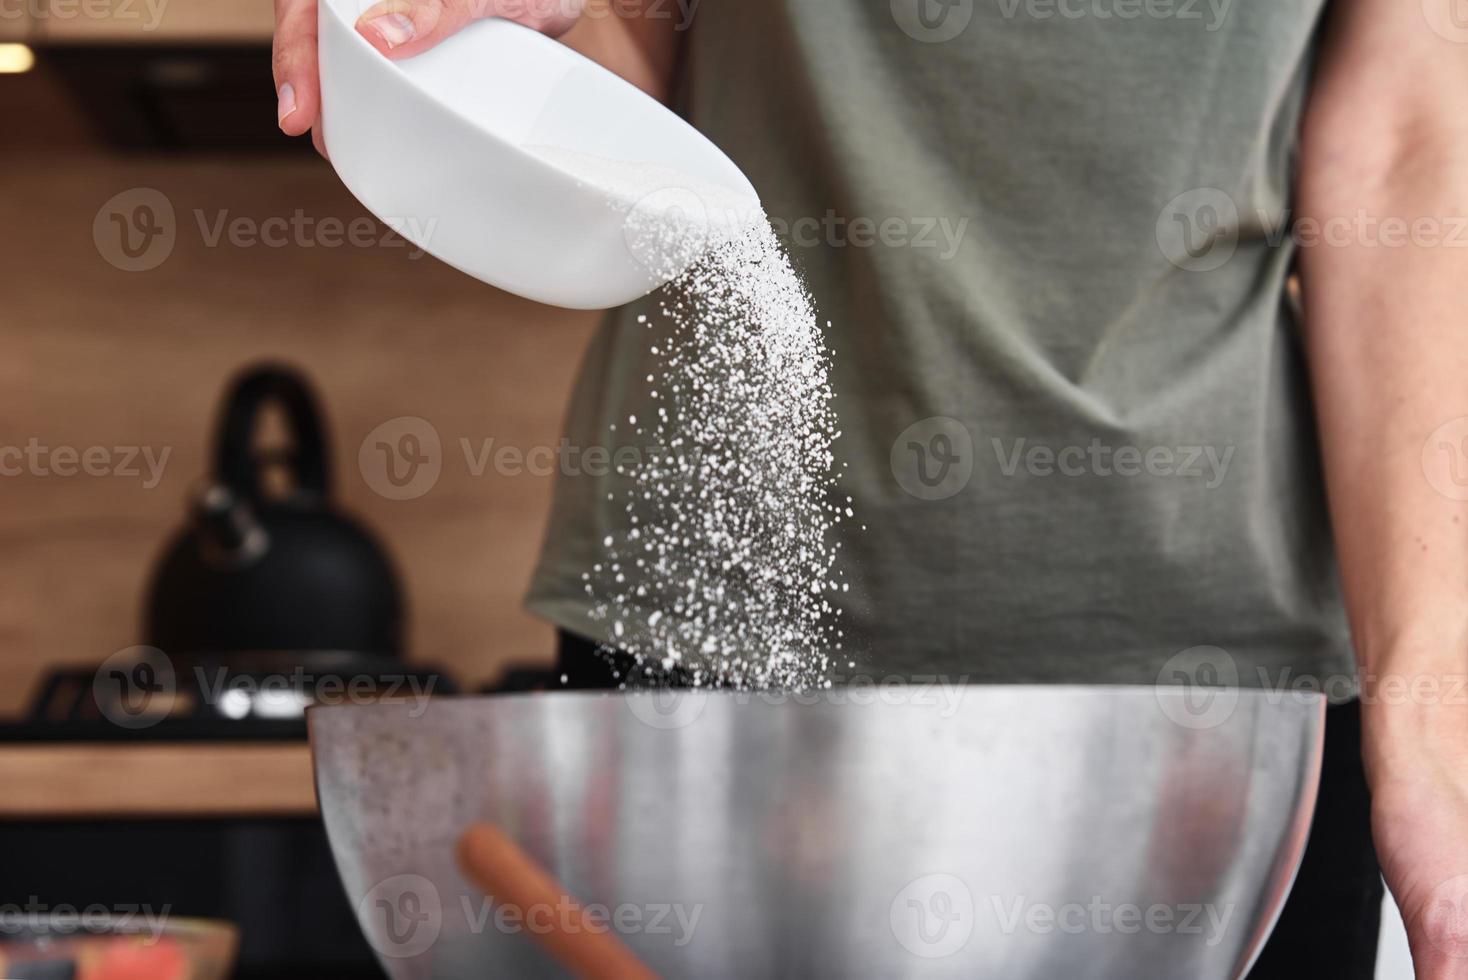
[
  {"x1": 1299, "y1": 162, "x2": 1468, "y2": 672},
  {"x1": 1297, "y1": 10, "x2": 1468, "y2": 771}
]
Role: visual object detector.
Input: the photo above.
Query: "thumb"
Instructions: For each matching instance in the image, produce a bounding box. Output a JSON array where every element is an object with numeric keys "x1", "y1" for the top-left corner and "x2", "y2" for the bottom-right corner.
[
  {"x1": 355, "y1": 0, "x2": 480, "y2": 59},
  {"x1": 354, "y1": 0, "x2": 580, "y2": 60}
]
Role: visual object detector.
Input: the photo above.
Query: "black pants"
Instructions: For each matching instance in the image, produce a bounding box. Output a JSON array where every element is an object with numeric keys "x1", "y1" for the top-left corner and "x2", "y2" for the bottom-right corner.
[
  {"x1": 557, "y1": 633, "x2": 1383, "y2": 975},
  {"x1": 1250, "y1": 697, "x2": 1382, "y2": 978}
]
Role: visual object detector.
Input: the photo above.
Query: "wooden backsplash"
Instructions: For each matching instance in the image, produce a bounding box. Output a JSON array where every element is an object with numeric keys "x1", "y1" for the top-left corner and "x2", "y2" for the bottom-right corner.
[{"x1": 0, "y1": 152, "x2": 598, "y2": 715}]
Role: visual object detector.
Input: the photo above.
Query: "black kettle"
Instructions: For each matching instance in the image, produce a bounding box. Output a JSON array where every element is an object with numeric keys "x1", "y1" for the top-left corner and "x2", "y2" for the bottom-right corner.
[{"x1": 144, "y1": 363, "x2": 404, "y2": 660}]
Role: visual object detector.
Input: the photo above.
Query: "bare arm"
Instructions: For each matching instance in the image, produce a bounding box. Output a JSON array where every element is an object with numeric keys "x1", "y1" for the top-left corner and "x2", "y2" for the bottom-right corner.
[
  {"x1": 559, "y1": 0, "x2": 685, "y2": 100},
  {"x1": 1298, "y1": 0, "x2": 1468, "y2": 974}
]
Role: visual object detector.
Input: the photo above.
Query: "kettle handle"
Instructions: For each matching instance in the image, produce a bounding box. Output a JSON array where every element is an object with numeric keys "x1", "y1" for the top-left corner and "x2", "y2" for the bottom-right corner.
[{"x1": 213, "y1": 363, "x2": 332, "y2": 504}]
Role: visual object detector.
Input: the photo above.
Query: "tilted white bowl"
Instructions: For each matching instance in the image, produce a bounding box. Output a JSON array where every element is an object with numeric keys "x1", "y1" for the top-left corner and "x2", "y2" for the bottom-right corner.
[{"x1": 316, "y1": 6, "x2": 760, "y2": 310}]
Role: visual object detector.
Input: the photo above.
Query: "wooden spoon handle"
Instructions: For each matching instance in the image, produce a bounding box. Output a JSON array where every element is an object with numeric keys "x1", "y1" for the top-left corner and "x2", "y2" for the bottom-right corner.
[{"x1": 455, "y1": 823, "x2": 660, "y2": 980}]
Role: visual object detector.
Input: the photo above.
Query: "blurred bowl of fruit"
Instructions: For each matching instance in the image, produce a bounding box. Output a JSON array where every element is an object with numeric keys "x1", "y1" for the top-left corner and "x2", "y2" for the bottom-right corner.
[{"x1": 0, "y1": 916, "x2": 236, "y2": 980}]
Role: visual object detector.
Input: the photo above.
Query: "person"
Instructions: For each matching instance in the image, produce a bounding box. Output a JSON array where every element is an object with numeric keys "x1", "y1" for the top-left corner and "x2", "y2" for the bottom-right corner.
[{"x1": 274, "y1": 1, "x2": 1468, "y2": 975}]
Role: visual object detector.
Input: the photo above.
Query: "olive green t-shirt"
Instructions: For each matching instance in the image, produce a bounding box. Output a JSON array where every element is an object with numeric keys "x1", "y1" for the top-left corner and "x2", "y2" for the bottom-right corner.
[{"x1": 529, "y1": 0, "x2": 1355, "y2": 694}]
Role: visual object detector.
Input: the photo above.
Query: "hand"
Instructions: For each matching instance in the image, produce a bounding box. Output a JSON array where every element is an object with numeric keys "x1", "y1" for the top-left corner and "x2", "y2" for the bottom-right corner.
[
  {"x1": 1366, "y1": 693, "x2": 1468, "y2": 978},
  {"x1": 271, "y1": 0, "x2": 587, "y2": 153}
]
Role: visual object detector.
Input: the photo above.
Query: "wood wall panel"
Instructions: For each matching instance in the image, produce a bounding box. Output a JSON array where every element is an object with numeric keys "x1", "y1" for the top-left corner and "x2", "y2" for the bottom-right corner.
[{"x1": 0, "y1": 153, "x2": 598, "y2": 715}]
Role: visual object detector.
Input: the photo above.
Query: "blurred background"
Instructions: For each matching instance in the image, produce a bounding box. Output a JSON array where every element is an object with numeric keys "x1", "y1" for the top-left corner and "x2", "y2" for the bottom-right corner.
[
  {"x1": 2, "y1": 4, "x2": 600, "y2": 975},
  {"x1": 0, "y1": 5, "x2": 1418, "y2": 978},
  {"x1": 1, "y1": 1, "x2": 599, "y2": 717}
]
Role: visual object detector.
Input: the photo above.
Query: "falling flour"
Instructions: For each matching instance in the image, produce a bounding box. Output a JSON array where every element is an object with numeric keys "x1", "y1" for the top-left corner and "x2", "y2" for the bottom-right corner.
[{"x1": 533, "y1": 146, "x2": 852, "y2": 691}]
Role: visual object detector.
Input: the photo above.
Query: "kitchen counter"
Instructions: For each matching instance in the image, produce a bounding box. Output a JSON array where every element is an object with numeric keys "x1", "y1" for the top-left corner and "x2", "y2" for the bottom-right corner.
[
  {"x1": 1, "y1": 740, "x2": 374, "y2": 977},
  {"x1": 0, "y1": 742, "x2": 317, "y2": 818}
]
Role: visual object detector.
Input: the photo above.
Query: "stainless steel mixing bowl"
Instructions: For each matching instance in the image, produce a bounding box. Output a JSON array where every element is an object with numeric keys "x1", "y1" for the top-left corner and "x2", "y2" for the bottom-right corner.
[{"x1": 309, "y1": 686, "x2": 1323, "y2": 979}]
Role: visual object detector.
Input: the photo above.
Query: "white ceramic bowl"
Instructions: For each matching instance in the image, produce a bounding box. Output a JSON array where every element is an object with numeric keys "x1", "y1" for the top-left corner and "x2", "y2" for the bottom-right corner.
[{"x1": 316, "y1": 6, "x2": 760, "y2": 309}]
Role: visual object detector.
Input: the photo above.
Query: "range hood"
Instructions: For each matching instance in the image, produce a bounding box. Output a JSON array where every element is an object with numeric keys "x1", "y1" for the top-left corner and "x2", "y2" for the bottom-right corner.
[{"x1": 19, "y1": 0, "x2": 306, "y2": 150}]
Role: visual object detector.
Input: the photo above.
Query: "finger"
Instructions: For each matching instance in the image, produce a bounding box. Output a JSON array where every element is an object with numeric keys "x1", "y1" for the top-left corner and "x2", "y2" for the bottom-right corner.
[
  {"x1": 273, "y1": 0, "x2": 321, "y2": 137},
  {"x1": 355, "y1": 0, "x2": 473, "y2": 60},
  {"x1": 354, "y1": 0, "x2": 581, "y2": 61}
]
